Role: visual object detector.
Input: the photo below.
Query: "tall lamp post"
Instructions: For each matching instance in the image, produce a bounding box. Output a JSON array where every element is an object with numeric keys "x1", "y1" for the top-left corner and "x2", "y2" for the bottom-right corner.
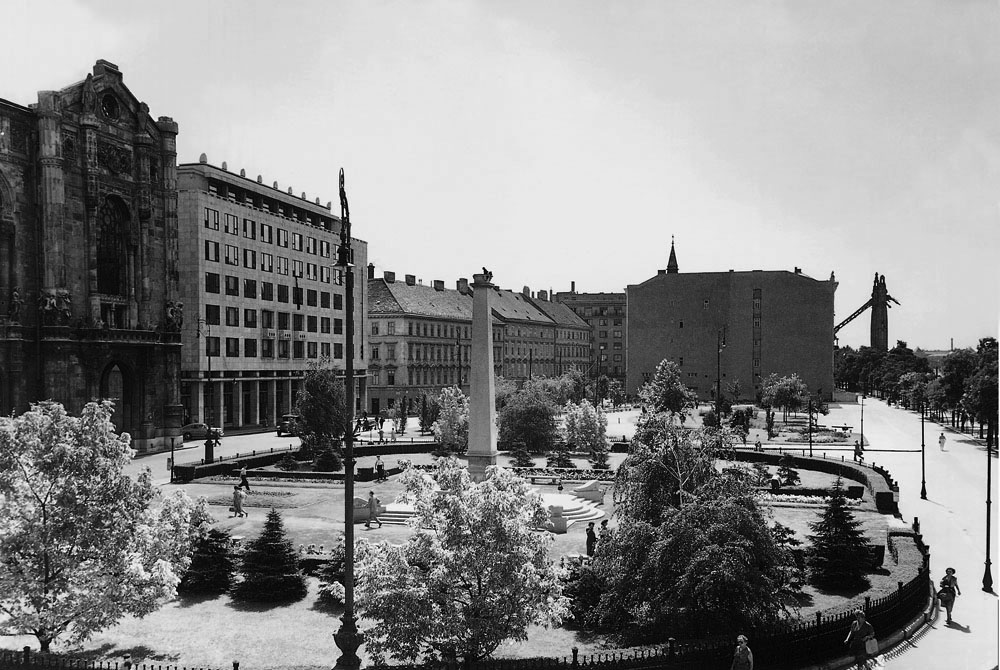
[
  {"x1": 920, "y1": 402, "x2": 927, "y2": 500},
  {"x1": 985, "y1": 437, "x2": 994, "y2": 592},
  {"x1": 333, "y1": 168, "x2": 363, "y2": 668},
  {"x1": 196, "y1": 319, "x2": 214, "y2": 427},
  {"x1": 860, "y1": 393, "x2": 865, "y2": 451},
  {"x1": 715, "y1": 327, "x2": 726, "y2": 419}
]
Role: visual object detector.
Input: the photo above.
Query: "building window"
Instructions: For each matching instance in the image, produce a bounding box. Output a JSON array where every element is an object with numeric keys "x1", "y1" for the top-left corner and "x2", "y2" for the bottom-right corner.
[
  {"x1": 321, "y1": 292, "x2": 330, "y2": 308},
  {"x1": 320, "y1": 240, "x2": 331, "y2": 257},
  {"x1": 387, "y1": 370, "x2": 395, "y2": 386},
  {"x1": 244, "y1": 339, "x2": 258, "y2": 357},
  {"x1": 224, "y1": 213, "x2": 238, "y2": 235},
  {"x1": 753, "y1": 358, "x2": 760, "y2": 368},
  {"x1": 261, "y1": 310, "x2": 274, "y2": 329},
  {"x1": 703, "y1": 300, "x2": 710, "y2": 309},
  {"x1": 260, "y1": 222, "x2": 273, "y2": 244},
  {"x1": 306, "y1": 263, "x2": 317, "y2": 281},
  {"x1": 753, "y1": 317, "x2": 761, "y2": 328},
  {"x1": 334, "y1": 318, "x2": 343, "y2": 335},
  {"x1": 205, "y1": 304, "x2": 220, "y2": 325},
  {"x1": 225, "y1": 337, "x2": 240, "y2": 357},
  {"x1": 244, "y1": 309, "x2": 258, "y2": 328},
  {"x1": 292, "y1": 286, "x2": 303, "y2": 306},
  {"x1": 307, "y1": 315, "x2": 317, "y2": 332},
  {"x1": 243, "y1": 218, "x2": 256, "y2": 239},
  {"x1": 307, "y1": 341, "x2": 318, "y2": 358},
  {"x1": 278, "y1": 340, "x2": 290, "y2": 358},
  {"x1": 243, "y1": 248, "x2": 257, "y2": 269},
  {"x1": 613, "y1": 354, "x2": 622, "y2": 361},
  {"x1": 261, "y1": 339, "x2": 274, "y2": 358},
  {"x1": 371, "y1": 322, "x2": 379, "y2": 336},
  {"x1": 277, "y1": 256, "x2": 289, "y2": 275},
  {"x1": 334, "y1": 343, "x2": 344, "y2": 359},
  {"x1": 225, "y1": 275, "x2": 239, "y2": 296},
  {"x1": 277, "y1": 284, "x2": 289, "y2": 303},
  {"x1": 205, "y1": 272, "x2": 220, "y2": 294},
  {"x1": 679, "y1": 320, "x2": 684, "y2": 328},
  {"x1": 206, "y1": 336, "x2": 221, "y2": 357},
  {"x1": 306, "y1": 289, "x2": 317, "y2": 307},
  {"x1": 244, "y1": 279, "x2": 257, "y2": 299},
  {"x1": 386, "y1": 344, "x2": 396, "y2": 360},
  {"x1": 291, "y1": 233, "x2": 303, "y2": 251},
  {"x1": 292, "y1": 260, "x2": 304, "y2": 278},
  {"x1": 321, "y1": 342, "x2": 330, "y2": 357},
  {"x1": 226, "y1": 307, "x2": 239, "y2": 327},
  {"x1": 599, "y1": 331, "x2": 608, "y2": 338},
  {"x1": 293, "y1": 314, "x2": 304, "y2": 331},
  {"x1": 320, "y1": 266, "x2": 331, "y2": 283},
  {"x1": 306, "y1": 237, "x2": 317, "y2": 254},
  {"x1": 225, "y1": 244, "x2": 239, "y2": 266},
  {"x1": 277, "y1": 229, "x2": 288, "y2": 247},
  {"x1": 260, "y1": 253, "x2": 273, "y2": 273},
  {"x1": 293, "y1": 341, "x2": 304, "y2": 359},
  {"x1": 387, "y1": 321, "x2": 396, "y2": 335},
  {"x1": 334, "y1": 293, "x2": 343, "y2": 310},
  {"x1": 371, "y1": 345, "x2": 380, "y2": 360},
  {"x1": 278, "y1": 312, "x2": 290, "y2": 330},
  {"x1": 204, "y1": 207, "x2": 219, "y2": 230},
  {"x1": 261, "y1": 282, "x2": 274, "y2": 301},
  {"x1": 321, "y1": 317, "x2": 331, "y2": 333},
  {"x1": 613, "y1": 330, "x2": 622, "y2": 338},
  {"x1": 204, "y1": 240, "x2": 220, "y2": 262},
  {"x1": 613, "y1": 342, "x2": 622, "y2": 350}
]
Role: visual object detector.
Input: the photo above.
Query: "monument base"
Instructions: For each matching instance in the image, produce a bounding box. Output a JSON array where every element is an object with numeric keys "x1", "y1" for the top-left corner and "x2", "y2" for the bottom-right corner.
[{"x1": 467, "y1": 452, "x2": 497, "y2": 482}]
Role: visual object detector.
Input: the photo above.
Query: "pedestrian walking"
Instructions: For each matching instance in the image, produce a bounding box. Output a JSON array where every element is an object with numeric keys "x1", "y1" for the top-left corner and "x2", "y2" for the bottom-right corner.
[
  {"x1": 375, "y1": 454, "x2": 385, "y2": 482},
  {"x1": 599, "y1": 519, "x2": 610, "y2": 543},
  {"x1": 232, "y1": 485, "x2": 247, "y2": 518},
  {"x1": 938, "y1": 567, "x2": 961, "y2": 624},
  {"x1": 585, "y1": 522, "x2": 597, "y2": 557},
  {"x1": 938, "y1": 432, "x2": 946, "y2": 451},
  {"x1": 854, "y1": 440, "x2": 864, "y2": 463},
  {"x1": 754, "y1": 438, "x2": 762, "y2": 452},
  {"x1": 730, "y1": 634, "x2": 753, "y2": 670},
  {"x1": 378, "y1": 427, "x2": 384, "y2": 444},
  {"x1": 844, "y1": 609, "x2": 876, "y2": 669},
  {"x1": 365, "y1": 490, "x2": 382, "y2": 529},
  {"x1": 239, "y1": 465, "x2": 251, "y2": 491}
]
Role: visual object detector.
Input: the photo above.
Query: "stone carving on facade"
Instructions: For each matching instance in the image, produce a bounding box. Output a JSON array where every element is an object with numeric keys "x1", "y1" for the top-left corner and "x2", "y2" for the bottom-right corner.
[
  {"x1": 38, "y1": 290, "x2": 72, "y2": 325},
  {"x1": 62, "y1": 136, "x2": 77, "y2": 163},
  {"x1": 8, "y1": 286, "x2": 22, "y2": 322},
  {"x1": 97, "y1": 142, "x2": 132, "y2": 175},
  {"x1": 164, "y1": 300, "x2": 184, "y2": 332},
  {"x1": 81, "y1": 74, "x2": 96, "y2": 113},
  {"x1": 8, "y1": 122, "x2": 28, "y2": 154},
  {"x1": 136, "y1": 102, "x2": 150, "y2": 134}
]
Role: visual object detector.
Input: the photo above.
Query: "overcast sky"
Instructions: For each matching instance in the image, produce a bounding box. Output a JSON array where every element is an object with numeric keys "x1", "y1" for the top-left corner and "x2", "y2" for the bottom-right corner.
[{"x1": 4, "y1": 1, "x2": 997, "y2": 350}]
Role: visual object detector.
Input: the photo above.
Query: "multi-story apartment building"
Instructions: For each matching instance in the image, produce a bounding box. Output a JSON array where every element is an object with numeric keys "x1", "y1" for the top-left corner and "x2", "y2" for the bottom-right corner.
[
  {"x1": 554, "y1": 283, "x2": 627, "y2": 385},
  {"x1": 626, "y1": 242, "x2": 837, "y2": 401},
  {"x1": 367, "y1": 270, "x2": 589, "y2": 415},
  {"x1": 0, "y1": 60, "x2": 184, "y2": 452},
  {"x1": 177, "y1": 157, "x2": 367, "y2": 429}
]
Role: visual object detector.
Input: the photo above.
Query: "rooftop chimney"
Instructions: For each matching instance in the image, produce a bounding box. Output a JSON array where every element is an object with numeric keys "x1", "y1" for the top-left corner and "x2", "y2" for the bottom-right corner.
[
  {"x1": 457, "y1": 278, "x2": 471, "y2": 295},
  {"x1": 522, "y1": 286, "x2": 531, "y2": 297},
  {"x1": 571, "y1": 281, "x2": 576, "y2": 293},
  {"x1": 538, "y1": 290, "x2": 548, "y2": 301},
  {"x1": 384, "y1": 271, "x2": 395, "y2": 283},
  {"x1": 368, "y1": 263, "x2": 375, "y2": 280},
  {"x1": 405, "y1": 274, "x2": 416, "y2": 286},
  {"x1": 433, "y1": 280, "x2": 445, "y2": 291}
]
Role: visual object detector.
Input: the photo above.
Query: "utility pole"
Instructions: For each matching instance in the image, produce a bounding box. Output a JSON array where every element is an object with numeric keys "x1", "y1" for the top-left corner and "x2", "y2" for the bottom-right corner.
[{"x1": 715, "y1": 327, "x2": 726, "y2": 419}]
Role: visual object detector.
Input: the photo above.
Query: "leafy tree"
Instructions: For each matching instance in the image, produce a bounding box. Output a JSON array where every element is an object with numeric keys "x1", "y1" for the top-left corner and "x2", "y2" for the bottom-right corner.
[
  {"x1": 806, "y1": 478, "x2": 872, "y2": 589},
  {"x1": 498, "y1": 384, "x2": 559, "y2": 454},
  {"x1": 563, "y1": 368, "x2": 589, "y2": 404},
  {"x1": 941, "y1": 348, "x2": 978, "y2": 422},
  {"x1": 356, "y1": 458, "x2": 569, "y2": 664},
  {"x1": 317, "y1": 537, "x2": 347, "y2": 607},
  {"x1": 276, "y1": 452, "x2": 299, "y2": 471},
  {"x1": 760, "y1": 373, "x2": 808, "y2": 422},
  {"x1": 179, "y1": 528, "x2": 236, "y2": 595},
  {"x1": 606, "y1": 379, "x2": 626, "y2": 409},
  {"x1": 231, "y1": 508, "x2": 307, "y2": 603},
  {"x1": 294, "y1": 358, "x2": 348, "y2": 457},
  {"x1": 776, "y1": 454, "x2": 801, "y2": 486},
  {"x1": 315, "y1": 447, "x2": 343, "y2": 472},
  {"x1": 431, "y1": 386, "x2": 469, "y2": 454},
  {"x1": 0, "y1": 401, "x2": 209, "y2": 652},
  {"x1": 701, "y1": 409, "x2": 720, "y2": 428},
  {"x1": 962, "y1": 338, "x2": 998, "y2": 448},
  {"x1": 563, "y1": 400, "x2": 609, "y2": 468},
  {"x1": 639, "y1": 359, "x2": 698, "y2": 421},
  {"x1": 494, "y1": 375, "x2": 519, "y2": 410},
  {"x1": 729, "y1": 408, "x2": 752, "y2": 443},
  {"x1": 419, "y1": 394, "x2": 440, "y2": 434},
  {"x1": 583, "y1": 474, "x2": 797, "y2": 639}
]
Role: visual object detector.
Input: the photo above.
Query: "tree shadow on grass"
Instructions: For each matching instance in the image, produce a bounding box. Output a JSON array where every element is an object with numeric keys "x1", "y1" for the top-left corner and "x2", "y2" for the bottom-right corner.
[
  {"x1": 309, "y1": 595, "x2": 343, "y2": 616},
  {"x1": 225, "y1": 594, "x2": 306, "y2": 612},
  {"x1": 174, "y1": 591, "x2": 226, "y2": 608},
  {"x1": 809, "y1": 579, "x2": 871, "y2": 600}
]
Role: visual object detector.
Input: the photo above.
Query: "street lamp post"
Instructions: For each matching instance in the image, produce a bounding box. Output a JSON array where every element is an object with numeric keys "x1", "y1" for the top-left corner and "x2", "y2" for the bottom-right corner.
[
  {"x1": 715, "y1": 328, "x2": 726, "y2": 419},
  {"x1": 860, "y1": 393, "x2": 865, "y2": 451},
  {"x1": 920, "y1": 402, "x2": 927, "y2": 500},
  {"x1": 169, "y1": 437, "x2": 176, "y2": 484},
  {"x1": 807, "y1": 398, "x2": 814, "y2": 458},
  {"x1": 196, "y1": 319, "x2": 214, "y2": 427},
  {"x1": 985, "y1": 437, "x2": 994, "y2": 592},
  {"x1": 333, "y1": 168, "x2": 363, "y2": 668}
]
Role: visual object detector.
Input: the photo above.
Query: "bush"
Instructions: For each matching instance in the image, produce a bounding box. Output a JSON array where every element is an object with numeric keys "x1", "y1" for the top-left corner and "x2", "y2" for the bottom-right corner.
[
  {"x1": 276, "y1": 453, "x2": 300, "y2": 471},
  {"x1": 777, "y1": 454, "x2": 801, "y2": 486},
  {"x1": 231, "y1": 508, "x2": 308, "y2": 603},
  {"x1": 315, "y1": 448, "x2": 343, "y2": 472},
  {"x1": 510, "y1": 444, "x2": 536, "y2": 468},
  {"x1": 178, "y1": 528, "x2": 236, "y2": 595}
]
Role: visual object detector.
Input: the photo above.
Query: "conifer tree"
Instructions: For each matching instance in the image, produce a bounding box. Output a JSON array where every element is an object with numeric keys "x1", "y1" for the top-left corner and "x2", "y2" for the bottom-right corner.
[
  {"x1": 231, "y1": 508, "x2": 307, "y2": 602},
  {"x1": 179, "y1": 528, "x2": 236, "y2": 595},
  {"x1": 776, "y1": 453, "x2": 801, "y2": 486},
  {"x1": 806, "y1": 477, "x2": 872, "y2": 589}
]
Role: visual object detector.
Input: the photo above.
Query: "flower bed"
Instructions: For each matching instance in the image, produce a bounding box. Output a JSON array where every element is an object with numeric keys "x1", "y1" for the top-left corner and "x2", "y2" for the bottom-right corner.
[{"x1": 757, "y1": 492, "x2": 863, "y2": 508}]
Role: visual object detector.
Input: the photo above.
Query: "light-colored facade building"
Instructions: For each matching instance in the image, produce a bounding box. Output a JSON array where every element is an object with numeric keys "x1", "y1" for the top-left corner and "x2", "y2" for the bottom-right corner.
[
  {"x1": 626, "y1": 242, "x2": 837, "y2": 401},
  {"x1": 366, "y1": 271, "x2": 589, "y2": 415},
  {"x1": 554, "y1": 284, "x2": 627, "y2": 385},
  {"x1": 177, "y1": 158, "x2": 367, "y2": 429}
]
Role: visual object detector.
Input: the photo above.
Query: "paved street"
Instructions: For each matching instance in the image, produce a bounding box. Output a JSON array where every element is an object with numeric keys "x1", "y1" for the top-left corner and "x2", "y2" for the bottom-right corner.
[{"x1": 822, "y1": 397, "x2": 999, "y2": 670}]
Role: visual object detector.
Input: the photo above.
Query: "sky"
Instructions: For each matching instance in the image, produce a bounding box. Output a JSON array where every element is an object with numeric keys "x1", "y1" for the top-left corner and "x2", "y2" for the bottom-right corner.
[{"x1": 3, "y1": 1, "x2": 998, "y2": 351}]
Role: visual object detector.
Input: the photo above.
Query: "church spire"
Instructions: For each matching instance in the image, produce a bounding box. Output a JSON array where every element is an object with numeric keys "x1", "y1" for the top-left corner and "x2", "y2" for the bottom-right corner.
[{"x1": 667, "y1": 236, "x2": 679, "y2": 274}]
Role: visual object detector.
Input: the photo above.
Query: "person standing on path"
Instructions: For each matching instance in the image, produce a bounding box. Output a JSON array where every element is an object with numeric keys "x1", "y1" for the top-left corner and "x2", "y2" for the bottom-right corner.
[
  {"x1": 375, "y1": 454, "x2": 385, "y2": 481},
  {"x1": 754, "y1": 438, "x2": 762, "y2": 452},
  {"x1": 239, "y1": 465, "x2": 251, "y2": 491},
  {"x1": 938, "y1": 432, "x2": 946, "y2": 451},
  {"x1": 854, "y1": 440, "x2": 864, "y2": 463},
  {"x1": 844, "y1": 609, "x2": 876, "y2": 669},
  {"x1": 585, "y1": 522, "x2": 597, "y2": 557},
  {"x1": 730, "y1": 634, "x2": 753, "y2": 670},
  {"x1": 938, "y1": 567, "x2": 961, "y2": 624},
  {"x1": 232, "y1": 485, "x2": 246, "y2": 518},
  {"x1": 366, "y1": 490, "x2": 382, "y2": 529}
]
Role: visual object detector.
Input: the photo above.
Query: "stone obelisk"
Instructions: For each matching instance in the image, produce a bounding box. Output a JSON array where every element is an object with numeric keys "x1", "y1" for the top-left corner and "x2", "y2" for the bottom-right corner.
[{"x1": 467, "y1": 271, "x2": 498, "y2": 480}]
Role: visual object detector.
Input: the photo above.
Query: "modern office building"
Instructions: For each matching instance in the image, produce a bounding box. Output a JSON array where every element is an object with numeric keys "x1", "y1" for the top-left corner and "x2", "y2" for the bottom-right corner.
[
  {"x1": 177, "y1": 157, "x2": 368, "y2": 430},
  {"x1": 367, "y1": 270, "x2": 589, "y2": 414},
  {"x1": 553, "y1": 284, "x2": 627, "y2": 385},
  {"x1": 0, "y1": 60, "x2": 184, "y2": 452},
  {"x1": 626, "y1": 241, "x2": 837, "y2": 401}
]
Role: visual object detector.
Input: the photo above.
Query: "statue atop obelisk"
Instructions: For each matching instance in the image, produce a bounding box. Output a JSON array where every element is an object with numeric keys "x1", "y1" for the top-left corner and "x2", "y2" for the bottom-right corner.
[{"x1": 467, "y1": 270, "x2": 498, "y2": 480}]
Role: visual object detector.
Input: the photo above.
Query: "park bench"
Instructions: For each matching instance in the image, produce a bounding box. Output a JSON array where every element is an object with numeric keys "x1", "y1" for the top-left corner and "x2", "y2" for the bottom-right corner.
[{"x1": 530, "y1": 475, "x2": 561, "y2": 485}]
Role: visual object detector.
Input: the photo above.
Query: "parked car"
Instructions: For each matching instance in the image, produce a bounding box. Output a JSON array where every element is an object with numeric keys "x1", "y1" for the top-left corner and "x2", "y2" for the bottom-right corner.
[
  {"x1": 277, "y1": 413, "x2": 300, "y2": 437},
  {"x1": 181, "y1": 423, "x2": 224, "y2": 442}
]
